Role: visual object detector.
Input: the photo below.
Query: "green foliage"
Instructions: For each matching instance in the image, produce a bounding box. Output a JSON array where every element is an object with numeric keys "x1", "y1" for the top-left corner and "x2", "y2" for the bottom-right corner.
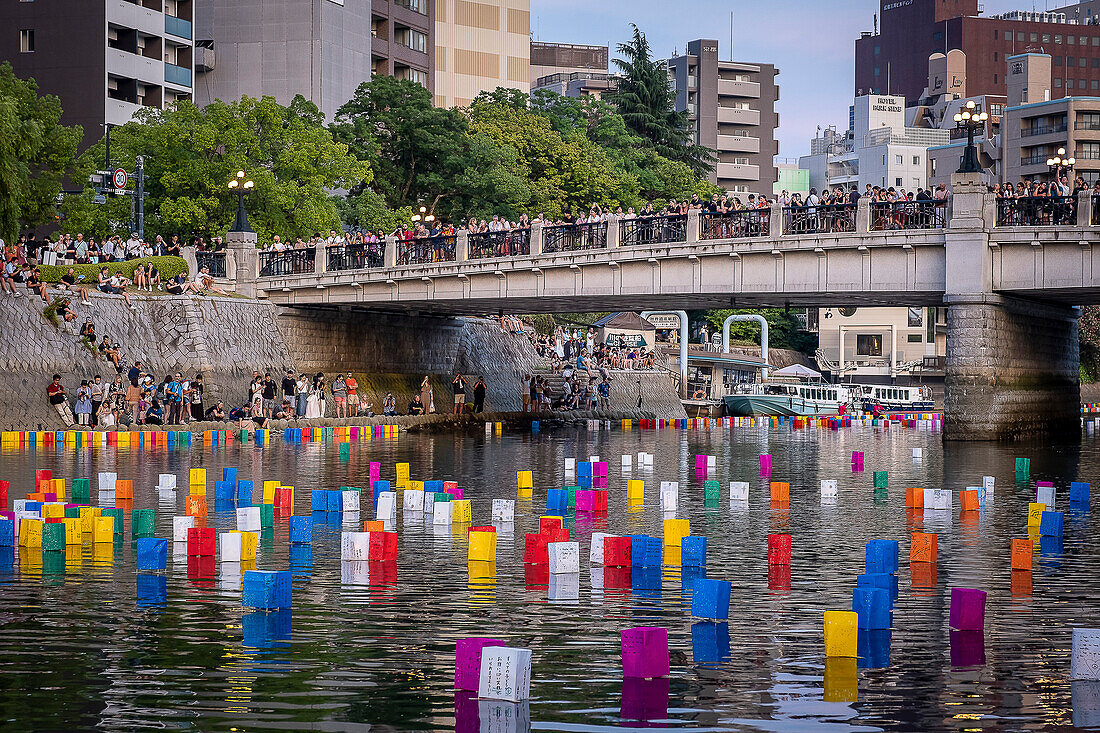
[
  {"x1": 333, "y1": 76, "x2": 468, "y2": 214},
  {"x1": 701, "y1": 309, "x2": 818, "y2": 354},
  {"x1": 42, "y1": 296, "x2": 63, "y2": 327},
  {"x1": 0, "y1": 62, "x2": 83, "y2": 242},
  {"x1": 37, "y1": 256, "x2": 188, "y2": 283},
  {"x1": 334, "y1": 189, "x2": 414, "y2": 235},
  {"x1": 1080, "y1": 305, "x2": 1100, "y2": 381},
  {"x1": 66, "y1": 95, "x2": 370, "y2": 241},
  {"x1": 525, "y1": 314, "x2": 557, "y2": 335},
  {"x1": 611, "y1": 26, "x2": 716, "y2": 178}
]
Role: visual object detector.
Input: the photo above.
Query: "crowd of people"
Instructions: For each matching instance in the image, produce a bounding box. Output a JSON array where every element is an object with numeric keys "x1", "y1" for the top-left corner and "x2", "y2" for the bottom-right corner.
[
  {"x1": 6, "y1": 231, "x2": 224, "y2": 265},
  {"x1": 46, "y1": 367, "x2": 213, "y2": 429}
]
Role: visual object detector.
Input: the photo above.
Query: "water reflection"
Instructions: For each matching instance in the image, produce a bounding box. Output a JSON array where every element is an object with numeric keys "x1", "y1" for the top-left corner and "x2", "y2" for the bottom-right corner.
[{"x1": 0, "y1": 423, "x2": 1097, "y2": 730}]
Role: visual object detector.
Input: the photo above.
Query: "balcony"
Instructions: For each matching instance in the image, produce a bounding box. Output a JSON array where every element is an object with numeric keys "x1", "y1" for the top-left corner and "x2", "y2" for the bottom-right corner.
[
  {"x1": 164, "y1": 62, "x2": 192, "y2": 87},
  {"x1": 717, "y1": 134, "x2": 760, "y2": 153},
  {"x1": 108, "y1": 47, "x2": 163, "y2": 85},
  {"x1": 718, "y1": 79, "x2": 760, "y2": 98},
  {"x1": 164, "y1": 15, "x2": 192, "y2": 40},
  {"x1": 1020, "y1": 123, "x2": 1067, "y2": 137},
  {"x1": 717, "y1": 106, "x2": 760, "y2": 125},
  {"x1": 717, "y1": 162, "x2": 760, "y2": 181},
  {"x1": 109, "y1": 0, "x2": 164, "y2": 36}
]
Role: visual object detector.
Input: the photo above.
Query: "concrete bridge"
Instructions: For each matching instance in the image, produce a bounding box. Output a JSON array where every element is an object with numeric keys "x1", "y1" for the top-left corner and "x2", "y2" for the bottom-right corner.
[{"x1": 204, "y1": 174, "x2": 1100, "y2": 440}]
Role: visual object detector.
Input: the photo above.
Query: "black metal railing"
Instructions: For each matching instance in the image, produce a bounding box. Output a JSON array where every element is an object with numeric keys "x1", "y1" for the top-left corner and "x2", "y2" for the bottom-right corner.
[
  {"x1": 397, "y1": 235, "x2": 456, "y2": 265},
  {"x1": 619, "y1": 215, "x2": 687, "y2": 246},
  {"x1": 700, "y1": 210, "x2": 770, "y2": 239},
  {"x1": 1021, "y1": 124, "x2": 1067, "y2": 137},
  {"x1": 543, "y1": 222, "x2": 608, "y2": 252},
  {"x1": 1021, "y1": 154, "x2": 1052, "y2": 167},
  {"x1": 327, "y1": 241, "x2": 385, "y2": 271},
  {"x1": 468, "y1": 229, "x2": 531, "y2": 259},
  {"x1": 783, "y1": 204, "x2": 856, "y2": 234},
  {"x1": 869, "y1": 201, "x2": 948, "y2": 231},
  {"x1": 995, "y1": 196, "x2": 1077, "y2": 226},
  {"x1": 258, "y1": 248, "x2": 315, "y2": 277},
  {"x1": 195, "y1": 250, "x2": 226, "y2": 278}
]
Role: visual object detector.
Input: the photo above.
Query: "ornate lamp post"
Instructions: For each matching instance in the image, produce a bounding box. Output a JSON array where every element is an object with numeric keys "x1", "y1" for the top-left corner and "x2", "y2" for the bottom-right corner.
[
  {"x1": 228, "y1": 170, "x2": 255, "y2": 232},
  {"x1": 1046, "y1": 147, "x2": 1076, "y2": 182},
  {"x1": 953, "y1": 100, "x2": 989, "y2": 174}
]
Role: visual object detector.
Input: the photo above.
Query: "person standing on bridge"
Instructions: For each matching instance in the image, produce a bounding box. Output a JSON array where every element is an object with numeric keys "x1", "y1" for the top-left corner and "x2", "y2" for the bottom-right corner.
[{"x1": 452, "y1": 373, "x2": 467, "y2": 414}]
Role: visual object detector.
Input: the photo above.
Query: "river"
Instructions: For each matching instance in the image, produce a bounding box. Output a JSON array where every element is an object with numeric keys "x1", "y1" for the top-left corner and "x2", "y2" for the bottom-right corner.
[{"x1": 1, "y1": 421, "x2": 1098, "y2": 731}]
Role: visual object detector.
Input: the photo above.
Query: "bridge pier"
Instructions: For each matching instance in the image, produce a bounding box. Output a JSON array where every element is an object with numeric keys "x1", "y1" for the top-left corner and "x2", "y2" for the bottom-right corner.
[{"x1": 944, "y1": 295, "x2": 1080, "y2": 441}]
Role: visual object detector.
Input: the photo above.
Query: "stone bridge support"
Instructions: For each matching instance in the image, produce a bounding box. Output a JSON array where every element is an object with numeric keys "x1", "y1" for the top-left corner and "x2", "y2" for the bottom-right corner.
[
  {"x1": 943, "y1": 172, "x2": 1080, "y2": 440},
  {"x1": 944, "y1": 295, "x2": 1080, "y2": 440}
]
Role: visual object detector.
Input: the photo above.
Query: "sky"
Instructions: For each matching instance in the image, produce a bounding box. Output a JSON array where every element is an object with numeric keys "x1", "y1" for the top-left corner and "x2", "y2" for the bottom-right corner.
[{"x1": 531, "y1": 0, "x2": 1056, "y2": 158}]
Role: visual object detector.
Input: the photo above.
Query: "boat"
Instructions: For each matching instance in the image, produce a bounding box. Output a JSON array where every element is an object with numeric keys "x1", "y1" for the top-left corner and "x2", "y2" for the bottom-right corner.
[
  {"x1": 723, "y1": 381, "x2": 852, "y2": 417},
  {"x1": 850, "y1": 384, "x2": 934, "y2": 412}
]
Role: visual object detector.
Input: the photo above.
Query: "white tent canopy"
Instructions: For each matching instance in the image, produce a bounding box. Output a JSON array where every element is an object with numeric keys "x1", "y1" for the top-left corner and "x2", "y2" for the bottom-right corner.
[{"x1": 772, "y1": 363, "x2": 823, "y2": 379}]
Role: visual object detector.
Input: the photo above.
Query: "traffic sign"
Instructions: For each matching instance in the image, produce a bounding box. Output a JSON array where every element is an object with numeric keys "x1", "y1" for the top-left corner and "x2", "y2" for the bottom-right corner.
[{"x1": 112, "y1": 168, "x2": 128, "y2": 189}]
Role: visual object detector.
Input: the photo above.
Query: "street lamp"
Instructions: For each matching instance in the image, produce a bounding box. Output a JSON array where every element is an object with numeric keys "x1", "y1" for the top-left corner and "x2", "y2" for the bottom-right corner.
[
  {"x1": 410, "y1": 206, "x2": 435, "y2": 226},
  {"x1": 228, "y1": 170, "x2": 255, "y2": 233},
  {"x1": 953, "y1": 100, "x2": 988, "y2": 174},
  {"x1": 1046, "y1": 146, "x2": 1076, "y2": 181}
]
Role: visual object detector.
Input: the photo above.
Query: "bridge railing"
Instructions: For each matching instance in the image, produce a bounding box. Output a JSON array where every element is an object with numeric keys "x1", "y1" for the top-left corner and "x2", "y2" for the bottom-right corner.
[
  {"x1": 259, "y1": 247, "x2": 316, "y2": 277},
  {"x1": 869, "y1": 201, "x2": 947, "y2": 231},
  {"x1": 195, "y1": 250, "x2": 226, "y2": 278},
  {"x1": 620, "y1": 215, "x2": 687, "y2": 246},
  {"x1": 468, "y1": 229, "x2": 531, "y2": 259},
  {"x1": 784, "y1": 203, "x2": 856, "y2": 234},
  {"x1": 1092, "y1": 196, "x2": 1100, "y2": 226},
  {"x1": 398, "y1": 235, "x2": 457, "y2": 265},
  {"x1": 995, "y1": 195, "x2": 1077, "y2": 226},
  {"x1": 700, "y1": 209, "x2": 770, "y2": 239},
  {"x1": 327, "y1": 241, "x2": 385, "y2": 271},
  {"x1": 543, "y1": 222, "x2": 608, "y2": 252}
]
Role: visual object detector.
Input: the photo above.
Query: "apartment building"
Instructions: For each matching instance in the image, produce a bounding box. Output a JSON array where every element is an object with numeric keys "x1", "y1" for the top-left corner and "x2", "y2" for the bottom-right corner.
[
  {"x1": 0, "y1": 0, "x2": 195, "y2": 141},
  {"x1": 193, "y1": 0, "x2": 372, "y2": 122},
  {"x1": 665, "y1": 40, "x2": 779, "y2": 195},
  {"x1": 371, "y1": 0, "x2": 432, "y2": 92},
  {"x1": 433, "y1": 0, "x2": 530, "y2": 108}
]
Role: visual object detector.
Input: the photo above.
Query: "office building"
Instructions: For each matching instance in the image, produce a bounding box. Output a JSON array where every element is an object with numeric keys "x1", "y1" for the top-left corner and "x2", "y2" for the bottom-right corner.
[
  {"x1": 799, "y1": 94, "x2": 951, "y2": 193},
  {"x1": 0, "y1": 0, "x2": 195, "y2": 142},
  {"x1": 433, "y1": 0, "x2": 529, "y2": 108},
  {"x1": 194, "y1": 0, "x2": 372, "y2": 122},
  {"x1": 665, "y1": 40, "x2": 779, "y2": 195},
  {"x1": 856, "y1": 0, "x2": 1100, "y2": 106}
]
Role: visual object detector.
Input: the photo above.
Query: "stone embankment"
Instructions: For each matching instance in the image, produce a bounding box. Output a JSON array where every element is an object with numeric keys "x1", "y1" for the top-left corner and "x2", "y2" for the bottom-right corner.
[{"x1": 0, "y1": 292, "x2": 687, "y2": 429}]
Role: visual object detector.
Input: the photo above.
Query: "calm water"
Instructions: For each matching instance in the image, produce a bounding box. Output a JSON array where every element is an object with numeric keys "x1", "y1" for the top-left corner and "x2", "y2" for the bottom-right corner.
[{"x1": 1, "y1": 423, "x2": 1100, "y2": 731}]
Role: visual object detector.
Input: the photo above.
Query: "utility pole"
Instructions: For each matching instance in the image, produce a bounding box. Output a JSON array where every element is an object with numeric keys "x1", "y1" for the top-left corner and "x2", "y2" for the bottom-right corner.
[
  {"x1": 104, "y1": 123, "x2": 112, "y2": 170},
  {"x1": 136, "y1": 155, "x2": 145, "y2": 238}
]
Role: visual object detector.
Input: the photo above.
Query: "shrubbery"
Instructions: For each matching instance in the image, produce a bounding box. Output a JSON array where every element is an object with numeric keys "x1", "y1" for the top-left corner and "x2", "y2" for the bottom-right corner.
[{"x1": 36, "y1": 256, "x2": 188, "y2": 283}]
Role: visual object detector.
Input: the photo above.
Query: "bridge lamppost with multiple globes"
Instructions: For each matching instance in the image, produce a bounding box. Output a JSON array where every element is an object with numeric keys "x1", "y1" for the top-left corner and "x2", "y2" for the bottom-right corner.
[
  {"x1": 411, "y1": 205, "x2": 435, "y2": 228},
  {"x1": 1047, "y1": 147, "x2": 1075, "y2": 182},
  {"x1": 954, "y1": 100, "x2": 988, "y2": 174},
  {"x1": 228, "y1": 170, "x2": 254, "y2": 233}
]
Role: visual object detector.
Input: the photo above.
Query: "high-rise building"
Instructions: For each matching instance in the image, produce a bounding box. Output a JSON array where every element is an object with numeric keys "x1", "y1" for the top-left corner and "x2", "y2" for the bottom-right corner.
[
  {"x1": 665, "y1": 40, "x2": 779, "y2": 195},
  {"x1": 856, "y1": 0, "x2": 1100, "y2": 106},
  {"x1": 432, "y1": 0, "x2": 530, "y2": 108},
  {"x1": 371, "y1": 0, "x2": 433, "y2": 92},
  {"x1": 194, "y1": 0, "x2": 373, "y2": 122},
  {"x1": 0, "y1": 0, "x2": 195, "y2": 143}
]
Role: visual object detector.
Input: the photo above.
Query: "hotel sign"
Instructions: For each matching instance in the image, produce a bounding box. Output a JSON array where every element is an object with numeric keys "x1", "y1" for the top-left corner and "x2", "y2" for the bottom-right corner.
[
  {"x1": 883, "y1": 0, "x2": 913, "y2": 10},
  {"x1": 872, "y1": 96, "x2": 903, "y2": 113}
]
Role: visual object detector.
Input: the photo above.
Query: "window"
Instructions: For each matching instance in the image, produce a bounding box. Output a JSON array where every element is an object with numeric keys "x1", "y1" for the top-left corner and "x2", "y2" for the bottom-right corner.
[
  {"x1": 1080, "y1": 112, "x2": 1100, "y2": 129},
  {"x1": 913, "y1": 177, "x2": 920, "y2": 189},
  {"x1": 1079, "y1": 141, "x2": 1100, "y2": 160},
  {"x1": 732, "y1": 156, "x2": 749, "y2": 164},
  {"x1": 1082, "y1": 58, "x2": 1089, "y2": 68},
  {"x1": 1068, "y1": 57, "x2": 1076, "y2": 67},
  {"x1": 874, "y1": 45, "x2": 880, "y2": 55},
  {"x1": 931, "y1": 158, "x2": 937, "y2": 175},
  {"x1": 1056, "y1": 78, "x2": 1063, "y2": 87},
  {"x1": 394, "y1": 27, "x2": 427, "y2": 53},
  {"x1": 895, "y1": 154, "x2": 903, "y2": 165},
  {"x1": 1083, "y1": 79, "x2": 1089, "y2": 90},
  {"x1": 874, "y1": 66, "x2": 880, "y2": 77},
  {"x1": 1082, "y1": 36, "x2": 1089, "y2": 45},
  {"x1": 1031, "y1": 33, "x2": 1039, "y2": 42},
  {"x1": 19, "y1": 29, "x2": 34, "y2": 53},
  {"x1": 907, "y1": 334, "x2": 923, "y2": 343},
  {"x1": 1056, "y1": 35, "x2": 1064, "y2": 44},
  {"x1": 994, "y1": 73, "x2": 998, "y2": 84},
  {"x1": 1094, "y1": 37, "x2": 1100, "y2": 46},
  {"x1": 1068, "y1": 34, "x2": 1075, "y2": 44},
  {"x1": 856, "y1": 334, "x2": 883, "y2": 356},
  {"x1": 1093, "y1": 80, "x2": 1099, "y2": 90},
  {"x1": 1044, "y1": 34, "x2": 1051, "y2": 43},
  {"x1": 908, "y1": 307, "x2": 923, "y2": 327},
  {"x1": 1069, "y1": 79, "x2": 1076, "y2": 89},
  {"x1": 1017, "y1": 32, "x2": 1025, "y2": 42},
  {"x1": 894, "y1": 177, "x2": 901, "y2": 186},
  {"x1": 990, "y1": 103, "x2": 1004, "y2": 116},
  {"x1": 913, "y1": 156, "x2": 920, "y2": 165},
  {"x1": 1055, "y1": 56, "x2": 1064, "y2": 66}
]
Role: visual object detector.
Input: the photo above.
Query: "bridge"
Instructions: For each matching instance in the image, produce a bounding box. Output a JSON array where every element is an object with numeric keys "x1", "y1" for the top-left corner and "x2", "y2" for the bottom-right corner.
[{"x1": 198, "y1": 174, "x2": 1099, "y2": 441}]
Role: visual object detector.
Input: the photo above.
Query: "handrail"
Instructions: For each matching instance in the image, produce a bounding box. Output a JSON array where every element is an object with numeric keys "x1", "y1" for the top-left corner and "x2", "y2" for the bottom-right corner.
[
  {"x1": 995, "y1": 195, "x2": 1077, "y2": 226},
  {"x1": 259, "y1": 248, "x2": 315, "y2": 277},
  {"x1": 398, "y1": 235, "x2": 456, "y2": 265},
  {"x1": 543, "y1": 222, "x2": 607, "y2": 253},
  {"x1": 619, "y1": 215, "x2": 686, "y2": 247},
  {"x1": 194, "y1": 250, "x2": 226, "y2": 278},
  {"x1": 468, "y1": 229, "x2": 531, "y2": 259},
  {"x1": 869, "y1": 200, "x2": 948, "y2": 231},
  {"x1": 700, "y1": 209, "x2": 770, "y2": 239},
  {"x1": 783, "y1": 203, "x2": 856, "y2": 234},
  {"x1": 327, "y1": 241, "x2": 385, "y2": 271}
]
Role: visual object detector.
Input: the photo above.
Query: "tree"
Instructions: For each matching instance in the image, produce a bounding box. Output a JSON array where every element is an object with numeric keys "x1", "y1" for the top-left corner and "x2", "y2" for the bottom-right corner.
[
  {"x1": 0, "y1": 62, "x2": 82, "y2": 243},
  {"x1": 701, "y1": 308, "x2": 817, "y2": 354},
  {"x1": 612, "y1": 25, "x2": 716, "y2": 178},
  {"x1": 66, "y1": 94, "x2": 369, "y2": 241},
  {"x1": 332, "y1": 76, "x2": 468, "y2": 214}
]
